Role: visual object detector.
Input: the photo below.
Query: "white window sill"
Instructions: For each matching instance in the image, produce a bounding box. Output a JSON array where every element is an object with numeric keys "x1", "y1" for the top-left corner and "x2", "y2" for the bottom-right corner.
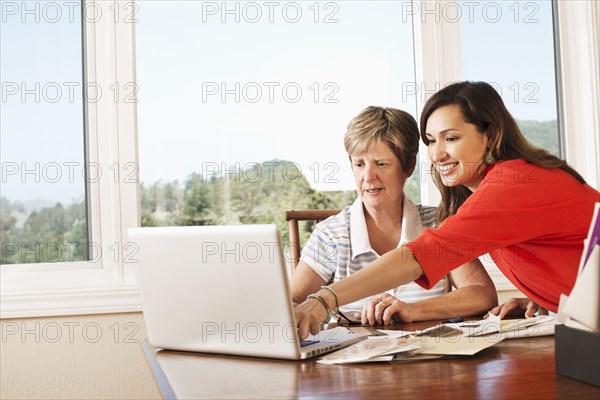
[{"x1": 0, "y1": 285, "x2": 141, "y2": 319}]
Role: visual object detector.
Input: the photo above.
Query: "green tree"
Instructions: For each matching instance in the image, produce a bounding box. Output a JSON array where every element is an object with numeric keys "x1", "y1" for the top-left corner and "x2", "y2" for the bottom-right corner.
[
  {"x1": 1, "y1": 198, "x2": 89, "y2": 264},
  {"x1": 163, "y1": 180, "x2": 182, "y2": 212},
  {"x1": 178, "y1": 173, "x2": 213, "y2": 225}
]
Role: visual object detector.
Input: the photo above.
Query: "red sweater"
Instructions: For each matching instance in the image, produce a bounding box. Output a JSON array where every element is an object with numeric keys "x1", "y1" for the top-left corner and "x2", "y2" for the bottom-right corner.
[{"x1": 406, "y1": 159, "x2": 600, "y2": 312}]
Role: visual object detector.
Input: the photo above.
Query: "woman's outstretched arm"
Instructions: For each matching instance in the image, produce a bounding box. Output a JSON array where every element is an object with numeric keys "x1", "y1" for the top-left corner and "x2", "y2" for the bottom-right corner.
[{"x1": 294, "y1": 245, "x2": 423, "y2": 339}]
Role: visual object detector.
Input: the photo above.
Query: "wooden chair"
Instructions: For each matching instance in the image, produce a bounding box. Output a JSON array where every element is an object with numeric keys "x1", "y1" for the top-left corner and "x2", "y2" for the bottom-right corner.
[
  {"x1": 285, "y1": 208, "x2": 452, "y2": 294},
  {"x1": 284, "y1": 209, "x2": 341, "y2": 270}
]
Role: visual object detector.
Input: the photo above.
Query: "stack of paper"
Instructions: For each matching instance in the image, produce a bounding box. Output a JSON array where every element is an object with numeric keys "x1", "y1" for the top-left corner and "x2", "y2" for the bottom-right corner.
[
  {"x1": 318, "y1": 314, "x2": 557, "y2": 364},
  {"x1": 559, "y1": 202, "x2": 600, "y2": 332}
]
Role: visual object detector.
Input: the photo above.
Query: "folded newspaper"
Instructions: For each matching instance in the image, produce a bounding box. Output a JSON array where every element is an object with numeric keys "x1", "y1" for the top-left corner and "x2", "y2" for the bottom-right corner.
[{"x1": 318, "y1": 314, "x2": 557, "y2": 364}]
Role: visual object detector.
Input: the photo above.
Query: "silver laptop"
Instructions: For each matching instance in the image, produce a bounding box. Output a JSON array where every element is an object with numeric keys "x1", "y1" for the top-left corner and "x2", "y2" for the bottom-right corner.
[{"x1": 128, "y1": 224, "x2": 369, "y2": 360}]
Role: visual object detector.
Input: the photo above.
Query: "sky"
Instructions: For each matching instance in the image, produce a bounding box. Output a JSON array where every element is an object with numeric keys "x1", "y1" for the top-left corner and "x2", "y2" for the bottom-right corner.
[
  {"x1": 0, "y1": 0, "x2": 558, "y2": 205},
  {"x1": 1, "y1": 0, "x2": 85, "y2": 206}
]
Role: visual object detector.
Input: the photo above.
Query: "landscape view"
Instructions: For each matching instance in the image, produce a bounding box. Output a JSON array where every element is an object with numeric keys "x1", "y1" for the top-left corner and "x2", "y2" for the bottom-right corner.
[{"x1": 0, "y1": 119, "x2": 558, "y2": 264}]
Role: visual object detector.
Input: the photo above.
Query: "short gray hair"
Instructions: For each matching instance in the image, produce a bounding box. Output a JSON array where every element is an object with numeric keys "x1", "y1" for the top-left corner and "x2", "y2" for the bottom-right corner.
[{"x1": 344, "y1": 106, "x2": 419, "y2": 173}]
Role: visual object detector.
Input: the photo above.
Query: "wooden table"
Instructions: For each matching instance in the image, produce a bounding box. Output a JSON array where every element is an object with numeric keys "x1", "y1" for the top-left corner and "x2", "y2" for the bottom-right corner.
[{"x1": 141, "y1": 321, "x2": 600, "y2": 399}]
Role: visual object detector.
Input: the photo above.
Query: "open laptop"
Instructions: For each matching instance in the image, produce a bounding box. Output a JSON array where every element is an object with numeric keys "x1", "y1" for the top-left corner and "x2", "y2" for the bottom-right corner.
[{"x1": 128, "y1": 224, "x2": 370, "y2": 360}]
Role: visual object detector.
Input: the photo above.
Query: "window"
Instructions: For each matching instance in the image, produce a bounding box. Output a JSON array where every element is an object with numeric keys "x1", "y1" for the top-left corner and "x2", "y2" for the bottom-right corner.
[
  {"x1": 0, "y1": 0, "x2": 140, "y2": 317},
  {"x1": 136, "y1": 1, "x2": 420, "y2": 247},
  {"x1": 459, "y1": 0, "x2": 560, "y2": 155},
  {"x1": 1, "y1": 1, "x2": 88, "y2": 265}
]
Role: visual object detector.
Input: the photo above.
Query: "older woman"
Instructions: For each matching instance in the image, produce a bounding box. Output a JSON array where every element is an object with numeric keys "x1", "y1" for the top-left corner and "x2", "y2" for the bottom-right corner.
[{"x1": 290, "y1": 106, "x2": 497, "y2": 325}]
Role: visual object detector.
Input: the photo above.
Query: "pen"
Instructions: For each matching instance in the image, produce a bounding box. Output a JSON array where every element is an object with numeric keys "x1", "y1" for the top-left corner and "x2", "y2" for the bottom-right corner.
[{"x1": 442, "y1": 317, "x2": 464, "y2": 324}]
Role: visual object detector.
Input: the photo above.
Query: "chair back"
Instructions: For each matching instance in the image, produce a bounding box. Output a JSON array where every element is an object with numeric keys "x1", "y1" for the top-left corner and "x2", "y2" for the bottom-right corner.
[{"x1": 284, "y1": 209, "x2": 340, "y2": 270}]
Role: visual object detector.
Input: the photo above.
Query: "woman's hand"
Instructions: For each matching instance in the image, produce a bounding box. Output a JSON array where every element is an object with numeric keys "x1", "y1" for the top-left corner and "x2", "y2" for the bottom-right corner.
[
  {"x1": 488, "y1": 297, "x2": 539, "y2": 319},
  {"x1": 354, "y1": 293, "x2": 415, "y2": 325},
  {"x1": 294, "y1": 298, "x2": 329, "y2": 340}
]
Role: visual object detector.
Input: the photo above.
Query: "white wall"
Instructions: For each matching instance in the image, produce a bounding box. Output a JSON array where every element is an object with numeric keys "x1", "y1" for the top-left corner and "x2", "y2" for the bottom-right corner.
[{"x1": 1, "y1": 313, "x2": 160, "y2": 400}]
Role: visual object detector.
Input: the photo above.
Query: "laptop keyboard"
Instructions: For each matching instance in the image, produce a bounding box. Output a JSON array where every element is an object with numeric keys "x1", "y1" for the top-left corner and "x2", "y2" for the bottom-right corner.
[{"x1": 299, "y1": 339, "x2": 319, "y2": 347}]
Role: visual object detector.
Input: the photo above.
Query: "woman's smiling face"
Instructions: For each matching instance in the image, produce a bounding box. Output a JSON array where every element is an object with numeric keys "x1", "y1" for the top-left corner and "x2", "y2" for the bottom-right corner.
[{"x1": 425, "y1": 105, "x2": 490, "y2": 192}]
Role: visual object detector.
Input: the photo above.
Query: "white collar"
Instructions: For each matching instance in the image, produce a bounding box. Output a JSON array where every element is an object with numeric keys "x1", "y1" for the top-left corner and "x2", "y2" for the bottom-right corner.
[{"x1": 349, "y1": 195, "x2": 423, "y2": 259}]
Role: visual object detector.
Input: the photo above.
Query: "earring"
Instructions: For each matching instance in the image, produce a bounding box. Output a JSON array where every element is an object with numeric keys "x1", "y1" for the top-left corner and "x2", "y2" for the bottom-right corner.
[{"x1": 484, "y1": 152, "x2": 495, "y2": 165}]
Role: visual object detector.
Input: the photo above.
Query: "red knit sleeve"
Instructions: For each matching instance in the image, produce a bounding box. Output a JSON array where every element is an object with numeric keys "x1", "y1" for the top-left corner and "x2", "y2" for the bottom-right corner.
[{"x1": 407, "y1": 160, "x2": 598, "y2": 289}]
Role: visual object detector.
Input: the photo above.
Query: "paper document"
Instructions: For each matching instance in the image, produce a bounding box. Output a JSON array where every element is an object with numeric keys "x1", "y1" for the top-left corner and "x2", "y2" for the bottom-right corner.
[
  {"x1": 415, "y1": 335, "x2": 503, "y2": 356},
  {"x1": 319, "y1": 315, "x2": 558, "y2": 364},
  {"x1": 318, "y1": 337, "x2": 420, "y2": 364},
  {"x1": 447, "y1": 314, "x2": 558, "y2": 339},
  {"x1": 560, "y1": 202, "x2": 600, "y2": 332},
  {"x1": 562, "y1": 246, "x2": 600, "y2": 331},
  {"x1": 581, "y1": 202, "x2": 600, "y2": 270}
]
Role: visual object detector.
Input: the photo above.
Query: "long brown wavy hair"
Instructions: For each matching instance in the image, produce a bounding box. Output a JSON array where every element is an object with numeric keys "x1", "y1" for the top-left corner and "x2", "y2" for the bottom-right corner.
[{"x1": 420, "y1": 81, "x2": 585, "y2": 222}]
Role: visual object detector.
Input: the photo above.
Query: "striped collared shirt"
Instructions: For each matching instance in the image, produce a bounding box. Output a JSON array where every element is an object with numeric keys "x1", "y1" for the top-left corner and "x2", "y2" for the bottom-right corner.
[{"x1": 300, "y1": 196, "x2": 447, "y2": 313}]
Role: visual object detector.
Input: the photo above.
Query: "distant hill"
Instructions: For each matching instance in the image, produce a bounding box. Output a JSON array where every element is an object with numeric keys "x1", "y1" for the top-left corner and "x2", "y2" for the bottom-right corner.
[
  {"x1": 21, "y1": 199, "x2": 59, "y2": 213},
  {"x1": 517, "y1": 119, "x2": 559, "y2": 155}
]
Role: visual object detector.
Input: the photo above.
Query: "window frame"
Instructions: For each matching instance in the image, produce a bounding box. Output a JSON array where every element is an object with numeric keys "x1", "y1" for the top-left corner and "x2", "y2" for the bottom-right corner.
[
  {"x1": 554, "y1": 0, "x2": 600, "y2": 189},
  {"x1": 1, "y1": 0, "x2": 140, "y2": 317},
  {"x1": 1, "y1": 0, "x2": 598, "y2": 317}
]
